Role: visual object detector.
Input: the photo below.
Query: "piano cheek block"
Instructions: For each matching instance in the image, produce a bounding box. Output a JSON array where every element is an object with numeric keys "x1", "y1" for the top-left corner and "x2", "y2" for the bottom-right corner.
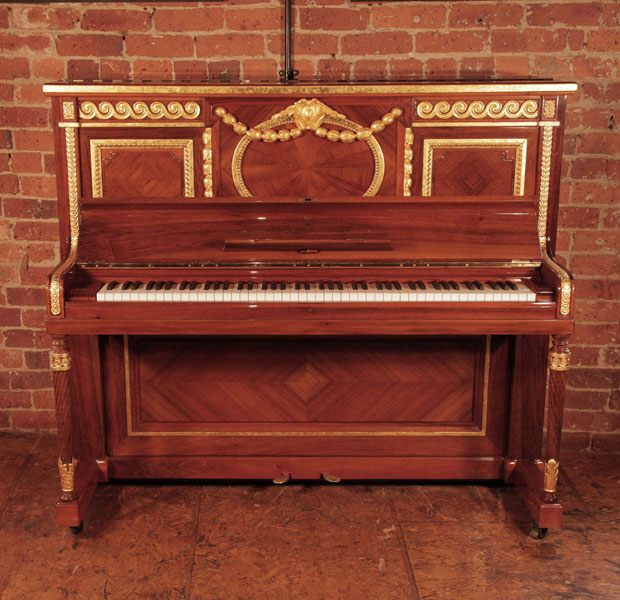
[{"x1": 44, "y1": 80, "x2": 576, "y2": 532}]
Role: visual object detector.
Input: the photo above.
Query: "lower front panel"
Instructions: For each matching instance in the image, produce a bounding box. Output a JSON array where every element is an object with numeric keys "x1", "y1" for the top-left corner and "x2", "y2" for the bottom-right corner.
[{"x1": 102, "y1": 335, "x2": 510, "y2": 474}]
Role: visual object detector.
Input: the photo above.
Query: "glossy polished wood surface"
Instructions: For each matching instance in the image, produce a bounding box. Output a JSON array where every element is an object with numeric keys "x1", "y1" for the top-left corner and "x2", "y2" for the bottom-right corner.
[{"x1": 45, "y1": 81, "x2": 576, "y2": 532}]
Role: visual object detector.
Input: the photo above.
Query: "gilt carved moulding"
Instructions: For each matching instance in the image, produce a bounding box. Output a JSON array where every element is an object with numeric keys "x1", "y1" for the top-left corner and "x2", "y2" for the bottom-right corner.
[
  {"x1": 79, "y1": 101, "x2": 201, "y2": 121},
  {"x1": 416, "y1": 100, "x2": 539, "y2": 120}
]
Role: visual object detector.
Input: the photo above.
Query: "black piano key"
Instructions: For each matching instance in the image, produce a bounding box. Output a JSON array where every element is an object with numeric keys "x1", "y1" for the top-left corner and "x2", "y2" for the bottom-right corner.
[
  {"x1": 487, "y1": 281, "x2": 499, "y2": 290},
  {"x1": 107, "y1": 281, "x2": 119, "y2": 290},
  {"x1": 440, "y1": 281, "x2": 450, "y2": 290},
  {"x1": 449, "y1": 281, "x2": 459, "y2": 290},
  {"x1": 406, "y1": 281, "x2": 416, "y2": 290},
  {"x1": 383, "y1": 281, "x2": 392, "y2": 290},
  {"x1": 393, "y1": 281, "x2": 402, "y2": 290},
  {"x1": 280, "y1": 282, "x2": 286, "y2": 291},
  {"x1": 336, "y1": 282, "x2": 343, "y2": 290},
  {"x1": 304, "y1": 282, "x2": 310, "y2": 291},
  {"x1": 416, "y1": 280, "x2": 427, "y2": 290},
  {"x1": 237, "y1": 282, "x2": 244, "y2": 290},
  {"x1": 496, "y1": 281, "x2": 508, "y2": 290},
  {"x1": 248, "y1": 283, "x2": 254, "y2": 290},
  {"x1": 375, "y1": 282, "x2": 383, "y2": 290},
  {"x1": 213, "y1": 282, "x2": 221, "y2": 291},
  {"x1": 473, "y1": 281, "x2": 484, "y2": 290},
  {"x1": 361, "y1": 281, "x2": 368, "y2": 290},
  {"x1": 319, "y1": 282, "x2": 325, "y2": 290},
  {"x1": 506, "y1": 280, "x2": 518, "y2": 290},
  {"x1": 464, "y1": 281, "x2": 475, "y2": 290},
  {"x1": 204, "y1": 282, "x2": 212, "y2": 290},
  {"x1": 431, "y1": 281, "x2": 441, "y2": 290},
  {"x1": 121, "y1": 281, "x2": 132, "y2": 290},
  {"x1": 145, "y1": 281, "x2": 156, "y2": 290},
  {"x1": 327, "y1": 282, "x2": 334, "y2": 290},
  {"x1": 189, "y1": 281, "x2": 198, "y2": 290},
  {"x1": 131, "y1": 281, "x2": 142, "y2": 290},
  {"x1": 180, "y1": 281, "x2": 188, "y2": 290},
  {"x1": 295, "y1": 282, "x2": 300, "y2": 290},
  {"x1": 155, "y1": 281, "x2": 165, "y2": 290},
  {"x1": 223, "y1": 282, "x2": 230, "y2": 290},
  {"x1": 271, "y1": 282, "x2": 277, "y2": 290},
  {"x1": 261, "y1": 282, "x2": 268, "y2": 290},
  {"x1": 351, "y1": 282, "x2": 358, "y2": 290}
]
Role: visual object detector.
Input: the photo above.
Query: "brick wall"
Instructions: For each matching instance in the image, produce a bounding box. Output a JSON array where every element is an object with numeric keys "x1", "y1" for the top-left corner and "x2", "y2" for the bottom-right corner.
[{"x1": 0, "y1": 1, "x2": 618, "y2": 451}]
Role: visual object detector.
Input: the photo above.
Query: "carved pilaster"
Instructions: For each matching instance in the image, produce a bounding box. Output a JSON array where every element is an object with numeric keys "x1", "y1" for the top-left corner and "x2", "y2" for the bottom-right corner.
[
  {"x1": 543, "y1": 335, "x2": 570, "y2": 503},
  {"x1": 51, "y1": 336, "x2": 76, "y2": 501}
]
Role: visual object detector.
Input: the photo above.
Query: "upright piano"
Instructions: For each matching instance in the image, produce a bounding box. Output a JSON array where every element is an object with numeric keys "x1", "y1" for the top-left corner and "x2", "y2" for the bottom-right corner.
[{"x1": 44, "y1": 80, "x2": 577, "y2": 535}]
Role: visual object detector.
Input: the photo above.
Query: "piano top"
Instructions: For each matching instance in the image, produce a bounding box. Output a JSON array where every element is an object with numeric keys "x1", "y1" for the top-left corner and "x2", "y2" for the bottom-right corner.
[{"x1": 43, "y1": 79, "x2": 579, "y2": 96}]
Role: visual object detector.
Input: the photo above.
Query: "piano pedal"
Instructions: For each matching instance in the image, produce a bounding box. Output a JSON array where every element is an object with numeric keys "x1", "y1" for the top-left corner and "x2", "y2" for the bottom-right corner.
[
  {"x1": 272, "y1": 472, "x2": 291, "y2": 485},
  {"x1": 321, "y1": 473, "x2": 341, "y2": 484}
]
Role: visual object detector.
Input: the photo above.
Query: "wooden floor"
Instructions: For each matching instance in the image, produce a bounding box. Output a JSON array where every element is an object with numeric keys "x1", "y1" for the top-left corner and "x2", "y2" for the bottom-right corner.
[{"x1": 0, "y1": 433, "x2": 618, "y2": 600}]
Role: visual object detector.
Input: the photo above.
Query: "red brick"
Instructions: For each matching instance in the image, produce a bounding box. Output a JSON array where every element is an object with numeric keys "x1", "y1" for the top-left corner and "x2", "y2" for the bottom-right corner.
[
  {"x1": 0, "y1": 107, "x2": 48, "y2": 128},
  {"x1": 563, "y1": 409, "x2": 620, "y2": 432},
  {"x1": 6, "y1": 287, "x2": 46, "y2": 307},
  {"x1": 591, "y1": 434, "x2": 620, "y2": 453},
  {"x1": 25, "y1": 242, "x2": 56, "y2": 265},
  {"x1": 13, "y1": 130, "x2": 54, "y2": 152},
  {"x1": 3, "y1": 329, "x2": 33, "y2": 347},
  {"x1": 424, "y1": 58, "x2": 458, "y2": 79},
  {"x1": 527, "y1": 3, "x2": 602, "y2": 27},
  {"x1": 570, "y1": 346, "x2": 601, "y2": 367},
  {"x1": 101, "y1": 59, "x2": 131, "y2": 79},
  {"x1": 25, "y1": 350, "x2": 49, "y2": 370},
  {"x1": 353, "y1": 60, "x2": 387, "y2": 80},
  {"x1": 449, "y1": 3, "x2": 522, "y2": 27},
  {"x1": 558, "y1": 207, "x2": 600, "y2": 229},
  {"x1": 574, "y1": 323, "x2": 619, "y2": 346},
  {"x1": 207, "y1": 60, "x2": 241, "y2": 82},
  {"x1": 33, "y1": 331, "x2": 52, "y2": 350},
  {"x1": 267, "y1": 33, "x2": 339, "y2": 56},
  {"x1": 242, "y1": 59, "x2": 279, "y2": 81},
  {"x1": 342, "y1": 32, "x2": 412, "y2": 55},
  {"x1": 134, "y1": 60, "x2": 173, "y2": 80},
  {"x1": 460, "y1": 57, "x2": 495, "y2": 78},
  {"x1": 565, "y1": 389, "x2": 609, "y2": 411},
  {"x1": 31, "y1": 57, "x2": 65, "y2": 79},
  {"x1": 568, "y1": 29, "x2": 586, "y2": 52},
  {"x1": 10, "y1": 152, "x2": 42, "y2": 175},
  {"x1": 0, "y1": 243, "x2": 23, "y2": 266},
  {"x1": 570, "y1": 157, "x2": 608, "y2": 179},
  {"x1": 17, "y1": 83, "x2": 48, "y2": 106},
  {"x1": 373, "y1": 5, "x2": 445, "y2": 29},
  {"x1": 570, "y1": 181, "x2": 617, "y2": 204},
  {"x1": 173, "y1": 60, "x2": 208, "y2": 79},
  {"x1": 0, "y1": 372, "x2": 9, "y2": 391},
  {"x1": 82, "y1": 9, "x2": 152, "y2": 32},
  {"x1": 126, "y1": 34, "x2": 194, "y2": 58},
  {"x1": 574, "y1": 299, "x2": 620, "y2": 324},
  {"x1": 226, "y1": 7, "x2": 282, "y2": 31},
  {"x1": 19, "y1": 264, "x2": 51, "y2": 286},
  {"x1": 572, "y1": 57, "x2": 617, "y2": 79},
  {"x1": 0, "y1": 58, "x2": 30, "y2": 80},
  {"x1": 575, "y1": 279, "x2": 620, "y2": 301},
  {"x1": 56, "y1": 34, "x2": 123, "y2": 57},
  {"x1": 44, "y1": 154, "x2": 56, "y2": 176},
  {"x1": 32, "y1": 390, "x2": 54, "y2": 410},
  {"x1": 416, "y1": 30, "x2": 486, "y2": 54},
  {"x1": 12, "y1": 221, "x2": 59, "y2": 242},
  {"x1": 154, "y1": 7, "x2": 224, "y2": 31},
  {"x1": 0, "y1": 349, "x2": 23, "y2": 370},
  {"x1": 572, "y1": 231, "x2": 620, "y2": 253},
  {"x1": 0, "y1": 390, "x2": 30, "y2": 409},
  {"x1": 3, "y1": 197, "x2": 57, "y2": 220},
  {"x1": 19, "y1": 176, "x2": 57, "y2": 199},
  {"x1": 0, "y1": 83, "x2": 13, "y2": 102},
  {"x1": 0, "y1": 6, "x2": 8, "y2": 28},
  {"x1": 560, "y1": 432, "x2": 591, "y2": 452},
  {"x1": 300, "y1": 7, "x2": 369, "y2": 30},
  {"x1": 10, "y1": 410, "x2": 56, "y2": 431},
  {"x1": 494, "y1": 56, "x2": 532, "y2": 78},
  {"x1": 0, "y1": 412, "x2": 10, "y2": 428},
  {"x1": 11, "y1": 6, "x2": 79, "y2": 30},
  {"x1": 0, "y1": 33, "x2": 51, "y2": 53},
  {"x1": 491, "y1": 29, "x2": 568, "y2": 53},
  {"x1": 197, "y1": 34, "x2": 265, "y2": 58},
  {"x1": 21, "y1": 309, "x2": 47, "y2": 329},
  {"x1": 10, "y1": 370, "x2": 52, "y2": 391},
  {"x1": 578, "y1": 131, "x2": 620, "y2": 155},
  {"x1": 611, "y1": 389, "x2": 620, "y2": 411},
  {"x1": 67, "y1": 59, "x2": 99, "y2": 80},
  {"x1": 0, "y1": 174, "x2": 19, "y2": 195},
  {"x1": 602, "y1": 346, "x2": 620, "y2": 368},
  {"x1": 587, "y1": 29, "x2": 620, "y2": 52},
  {"x1": 602, "y1": 3, "x2": 620, "y2": 27},
  {"x1": 389, "y1": 58, "x2": 423, "y2": 79},
  {"x1": 531, "y1": 56, "x2": 572, "y2": 79},
  {"x1": 602, "y1": 207, "x2": 620, "y2": 228}
]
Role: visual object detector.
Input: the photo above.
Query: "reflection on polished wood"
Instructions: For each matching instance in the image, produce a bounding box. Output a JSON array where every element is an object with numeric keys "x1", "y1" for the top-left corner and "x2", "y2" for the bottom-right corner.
[{"x1": 45, "y1": 80, "x2": 576, "y2": 534}]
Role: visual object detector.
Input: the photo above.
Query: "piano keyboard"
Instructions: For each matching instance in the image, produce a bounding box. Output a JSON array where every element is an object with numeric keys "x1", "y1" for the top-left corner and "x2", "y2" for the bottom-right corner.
[{"x1": 96, "y1": 280, "x2": 536, "y2": 303}]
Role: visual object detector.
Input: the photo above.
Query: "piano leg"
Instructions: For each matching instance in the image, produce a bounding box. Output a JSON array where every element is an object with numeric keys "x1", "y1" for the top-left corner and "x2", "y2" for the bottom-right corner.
[
  {"x1": 51, "y1": 335, "x2": 102, "y2": 531},
  {"x1": 542, "y1": 334, "x2": 570, "y2": 504}
]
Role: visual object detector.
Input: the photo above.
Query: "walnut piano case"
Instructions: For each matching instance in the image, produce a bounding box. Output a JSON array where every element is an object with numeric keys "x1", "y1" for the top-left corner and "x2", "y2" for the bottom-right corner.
[{"x1": 44, "y1": 81, "x2": 576, "y2": 536}]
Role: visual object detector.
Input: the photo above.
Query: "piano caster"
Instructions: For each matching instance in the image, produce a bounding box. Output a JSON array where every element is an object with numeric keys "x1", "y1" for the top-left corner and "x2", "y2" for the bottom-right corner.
[
  {"x1": 69, "y1": 521, "x2": 84, "y2": 535},
  {"x1": 321, "y1": 473, "x2": 341, "y2": 484},
  {"x1": 529, "y1": 524, "x2": 548, "y2": 540},
  {"x1": 272, "y1": 472, "x2": 291, "y2": 485}
]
